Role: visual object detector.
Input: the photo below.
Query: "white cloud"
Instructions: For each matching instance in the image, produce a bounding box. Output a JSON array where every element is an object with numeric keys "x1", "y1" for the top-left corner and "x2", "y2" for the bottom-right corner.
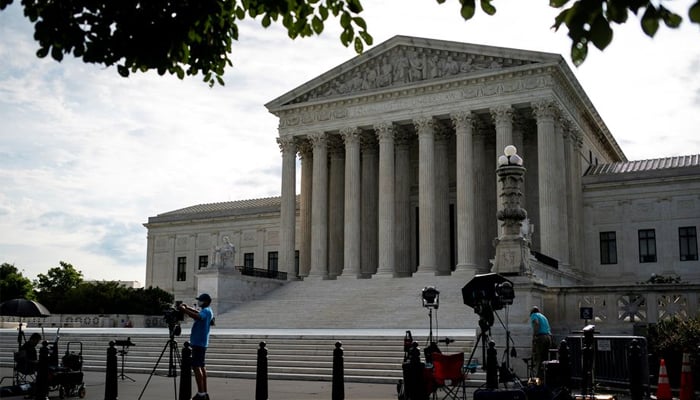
[{"x1": 1, "y1": 0, "x2": 699, "y2": 283}]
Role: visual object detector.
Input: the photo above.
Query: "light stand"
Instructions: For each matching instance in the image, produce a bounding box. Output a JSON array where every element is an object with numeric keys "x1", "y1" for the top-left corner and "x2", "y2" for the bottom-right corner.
[
  {"x1": 115, "y1": 338, "x2": 136, "y2": 382},
  {"x1": 421, "y1": 286, "x2": 440, "y2": 363}
]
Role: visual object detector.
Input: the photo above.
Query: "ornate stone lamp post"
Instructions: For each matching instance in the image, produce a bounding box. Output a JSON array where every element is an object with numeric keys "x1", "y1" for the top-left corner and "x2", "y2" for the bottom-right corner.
[{"x1": 492, "y1": 145, "x2": 531, "y2": 276}]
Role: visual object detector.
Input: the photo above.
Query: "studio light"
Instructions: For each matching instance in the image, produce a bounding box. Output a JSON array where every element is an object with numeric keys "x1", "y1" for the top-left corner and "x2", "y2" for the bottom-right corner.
[{"x1": 421, "y1": 286, "x2": 440, "y2": 309}]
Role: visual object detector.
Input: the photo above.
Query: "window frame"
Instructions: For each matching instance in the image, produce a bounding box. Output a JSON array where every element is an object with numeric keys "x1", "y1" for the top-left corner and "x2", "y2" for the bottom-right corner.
[
  {"x1": 638, "y1": 229, "x2": 657, "y2": 263},
  {"x1": 176, "y1": 257, "x2": 187, "y2": 281},
  {"x1": 599, "y1": 231, "x2": 618, "y2": 265},
  {"x1": 679, "y1": 226, "x2": 698, "y2": 261}
]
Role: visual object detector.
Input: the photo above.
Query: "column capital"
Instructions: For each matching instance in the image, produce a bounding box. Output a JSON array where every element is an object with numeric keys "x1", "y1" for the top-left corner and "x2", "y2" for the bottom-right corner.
[
  {"x1": 340, "y1": 127, "x2": 362, "y2": 145},
  {"x1": 277, "y1": 136, "x2": 296, "y2": 154},
  {"x1": 532, "y1": 99, "x2": 560, "y2": 121},
  {"x1": 296, "y1": 137, "x2": 313, "y2": 159},
  {"x1": 308, "y1": 132, "x2": 328, "y2": 148},
  {"x1": 450, "y1": 111, "x2": 475, "y2": 132},
  {"x1": 490, "y1": 104, "x2": 514, "y2": 125},
  {"x1": 413, "y1": 116, "x2": 435, "y2": 136},
  {"x1": 435, "y1": 120, "x2": 452, "y2": 142},
  {"x1": 328, "y1": 135, "x2": 345, "y2": 157},
  {"x1": 374, "y1": 122, "x2": 396, "y2": 142}
]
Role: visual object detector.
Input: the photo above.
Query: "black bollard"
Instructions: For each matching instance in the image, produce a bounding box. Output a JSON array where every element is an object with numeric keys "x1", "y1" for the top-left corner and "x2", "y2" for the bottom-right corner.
[
  {"x1": 332, "y1": 341, "x2": 345, "y2": 400},
  {"x1": 255, "y1": 341, "x2": 268, "y2": 400},
  {"x1": 557, "y1": 339, "x2": 571, "y2": 389},
  {"x1": 402, "y1": 342, "x2": 428, "y2": 400},
  {"x1": 627, "y1": 339, "x2": 644, "y2": 400},
  {"x1": 105, "y1": 341, "x2": 119, "y2": 400},
  {"x1": 34, "y1": 341, "x2": 49, "y2": 400},
  {"x1": 486, "y1": 340, "x2": 498, "y2": 389},
  {"x1": 179, "y1": 342, "x2": 192, "y2": 400}
]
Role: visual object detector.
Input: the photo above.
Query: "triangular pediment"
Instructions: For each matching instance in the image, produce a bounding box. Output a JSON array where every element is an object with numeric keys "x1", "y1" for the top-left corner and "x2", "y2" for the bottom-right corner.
[{"x1": 266, "y1": 35, "x2": 562, "y2": 111}]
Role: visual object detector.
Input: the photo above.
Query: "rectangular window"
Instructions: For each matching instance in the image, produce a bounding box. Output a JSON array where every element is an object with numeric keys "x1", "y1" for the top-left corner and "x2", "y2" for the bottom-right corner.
[
  {"x1": 599, "y1": 231, "x2": 617, "y2": 264},
  {"x1": 638, "y1": 229, "x2": 657, "y2": 263},
  {"x1": 198, "y1": 255, "x2": 208, "y2": 270},
  {"x1": 268, "y1": 251, "x2": 278, "y2": 272},
  {"x1": 176, "y1": 257, "x2": 187, "y2": 281},
  {"x1": 679, "y1": 226, "x2": 698, "y2": 261},
  {"x1": 244, "y1": 253, "x2": 254, "y2": 269}
]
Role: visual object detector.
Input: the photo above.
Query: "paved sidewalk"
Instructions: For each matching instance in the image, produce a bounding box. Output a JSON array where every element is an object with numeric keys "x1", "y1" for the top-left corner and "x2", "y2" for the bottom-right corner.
[{"x1": 1, "y1": 368, "x2": 401, "y2": 400}]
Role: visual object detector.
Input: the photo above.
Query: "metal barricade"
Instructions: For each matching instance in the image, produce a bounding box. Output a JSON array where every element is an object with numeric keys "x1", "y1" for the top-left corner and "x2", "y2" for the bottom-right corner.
[{"x1": 564, "y1": 334, "x2": 649, "y2": 390}]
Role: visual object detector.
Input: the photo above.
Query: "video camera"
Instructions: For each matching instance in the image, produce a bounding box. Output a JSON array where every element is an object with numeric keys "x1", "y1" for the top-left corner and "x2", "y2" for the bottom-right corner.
[
  {"x1": 462, "y1": 273, "x2": 515, "y2": 328},
  {"x1": 163, "y1": 301, "x2": 184, "y2": 336}
]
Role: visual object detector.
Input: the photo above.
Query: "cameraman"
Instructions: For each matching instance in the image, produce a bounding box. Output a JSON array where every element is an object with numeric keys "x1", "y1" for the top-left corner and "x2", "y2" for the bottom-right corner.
[{"x1": 179, "y1": 293, "x2": 214, "y2": 400}]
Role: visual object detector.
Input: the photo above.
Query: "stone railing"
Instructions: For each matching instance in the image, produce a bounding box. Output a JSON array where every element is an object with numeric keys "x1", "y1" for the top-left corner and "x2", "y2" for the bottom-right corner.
[
  {"x1": 0, "y1": 314, "x2": 169, "y2": 329},
  {"x1": 552, "y1": 283, "x2": 700, "y2": 334}
]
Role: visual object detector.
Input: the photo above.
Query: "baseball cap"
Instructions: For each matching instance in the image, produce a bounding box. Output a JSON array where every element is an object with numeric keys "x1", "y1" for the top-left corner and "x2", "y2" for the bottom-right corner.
[{"x1": 196, "y1": 293, "x2": 212, "y2": 302}]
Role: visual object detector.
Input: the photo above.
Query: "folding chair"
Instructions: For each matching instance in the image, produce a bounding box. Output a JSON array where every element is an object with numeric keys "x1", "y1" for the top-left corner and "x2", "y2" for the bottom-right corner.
[{"x1": 431, "y1": 352, "x2": 467, "y2": 400}]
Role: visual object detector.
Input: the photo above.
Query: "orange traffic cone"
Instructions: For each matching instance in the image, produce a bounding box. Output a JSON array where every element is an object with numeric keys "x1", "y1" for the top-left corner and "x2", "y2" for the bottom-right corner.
[
  {"x1": 657, "y1": 358, "x2": 673, "y2": 400},
  {"x1": 680, "y1": 352, "x2": 694, "y2": 400}
]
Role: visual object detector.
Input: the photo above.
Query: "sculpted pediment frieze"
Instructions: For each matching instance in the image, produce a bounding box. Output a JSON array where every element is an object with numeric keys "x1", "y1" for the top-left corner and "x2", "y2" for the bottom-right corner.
[{"x1": 284, "y1": 44, "x2": 539, "y2": 106}]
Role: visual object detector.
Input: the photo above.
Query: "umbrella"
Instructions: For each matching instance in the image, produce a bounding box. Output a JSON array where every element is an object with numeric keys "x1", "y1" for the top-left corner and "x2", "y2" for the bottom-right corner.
[
  {"x1": 0, "y1": 298, "x2": 51, "y2": 350},
  {"x1": 0, "y1": 298, "x2": 51, "y2": 318}
]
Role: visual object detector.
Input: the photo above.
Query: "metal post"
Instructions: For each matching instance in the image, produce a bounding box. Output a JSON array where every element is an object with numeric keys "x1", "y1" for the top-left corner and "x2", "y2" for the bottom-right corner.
[
  {"x1": 486, "y1": 340, "x2": 498, "y2": 389},
  {"x1": 557, "y1": 339, "x2": 571, "y2": 390},
  {"x1": 34, "y1": 341, "x2": 49, "y2": 400},
  {"x1": 104, "y1": 341, "x2": 118, "y2": 400},
  {"x1": 627, "y1": 339, "x2": 644, "y2": 400},
  {"x1": 332, "y1": 341, "x2": 345, "y2": 400},
  {"x1": 179, "y1": 342, "x2": 192, "y2": 400},
  {"x1": 255, "y1": 341, "x2": 268, "y2": 400}
]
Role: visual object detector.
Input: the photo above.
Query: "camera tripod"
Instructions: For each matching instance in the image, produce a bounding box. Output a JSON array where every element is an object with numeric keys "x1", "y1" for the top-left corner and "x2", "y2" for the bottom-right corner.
[
  {"x1": 114, "y1": 338, "x2": 136, "y2": 382},
  {"x1": 137, "y1": 324, "x2": 182, "y2": 400}
]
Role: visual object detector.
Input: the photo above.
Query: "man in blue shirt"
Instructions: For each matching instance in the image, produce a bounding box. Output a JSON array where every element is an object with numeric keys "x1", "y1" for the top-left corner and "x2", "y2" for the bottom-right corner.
[
  {"x1": 530, "y1": 306, "x2": 552, "y2": 380},
  {"x1": 180, "y1": 293, "x2": 214, "y2": 400}
]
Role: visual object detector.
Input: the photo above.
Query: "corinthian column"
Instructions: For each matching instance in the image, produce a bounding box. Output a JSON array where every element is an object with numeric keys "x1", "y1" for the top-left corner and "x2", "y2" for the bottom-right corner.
[
  {"x1": 394, "y1": 129, "x2": 413, "y2": 277},
  {"x1": 361, "y1": 134, "x2": 379, "y2": 277},
  {"x1": 451, "y1": 111, "x2": 477, "y2": 275},
  {"x1": 297, "y1": 139, "x2": 313, "y2": 277},
  {"x1": 532, "y1": 100, "x2": 561, "y2": 261},
  {"x1": 414, "y1": 116, "x2": 437, "y2": 273},
  {"x1": 328, "y1": 136, "x2": 345, "y2": 278},
  {"x1": 341, "y1": 127, "x2": 362, "y2": 278},
  {"x1": 375, "y1": 122, "x2": 396, "y2": 276},
  {"x1": 277, "y1": 136, "x2": 297, "y2": 280},
  {"x1": 309, "y1": 132, "x2": 328, "y2": 278},
  {"x1": 434, "y1": 123, "x2": 451, "y2": 275}
]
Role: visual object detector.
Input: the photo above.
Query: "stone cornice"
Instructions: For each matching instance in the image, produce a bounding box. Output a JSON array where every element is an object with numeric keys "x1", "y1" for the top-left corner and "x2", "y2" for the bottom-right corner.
[{"x1": 276, "y1": 64, "x2": 559, "y2": 134}]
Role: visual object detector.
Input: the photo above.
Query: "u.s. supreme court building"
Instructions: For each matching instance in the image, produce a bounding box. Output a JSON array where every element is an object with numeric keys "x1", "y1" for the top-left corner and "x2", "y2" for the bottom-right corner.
[{"x1": 144, "y1": 36, "x2": 700, "y2": 335}]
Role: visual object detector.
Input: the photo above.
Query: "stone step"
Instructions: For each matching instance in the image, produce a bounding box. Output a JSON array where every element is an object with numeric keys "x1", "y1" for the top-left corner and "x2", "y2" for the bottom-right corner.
[{"x1": 0, "y1": 329, "x2": 481, "y2": 385}]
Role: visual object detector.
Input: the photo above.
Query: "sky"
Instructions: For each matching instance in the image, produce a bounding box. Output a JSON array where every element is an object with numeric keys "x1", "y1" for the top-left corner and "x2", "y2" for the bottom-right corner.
[{"x1": 1, "y1": 0, "x2": 699, "y2": 285}]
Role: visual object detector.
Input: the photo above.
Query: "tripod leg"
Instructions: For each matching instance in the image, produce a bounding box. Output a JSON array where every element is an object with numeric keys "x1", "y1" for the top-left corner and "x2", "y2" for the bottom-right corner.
[{"x1": 137, "y1": 339, "x2": 173, "y2": 400}]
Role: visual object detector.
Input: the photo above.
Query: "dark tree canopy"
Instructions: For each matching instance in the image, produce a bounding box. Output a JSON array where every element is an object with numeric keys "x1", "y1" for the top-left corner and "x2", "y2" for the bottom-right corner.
[
  {"x1": 1, "y1": 0, "x2": 699, "y2": 84},
  {"x1": 0, "y1": 263, "x2": 35, "y2": 302}
]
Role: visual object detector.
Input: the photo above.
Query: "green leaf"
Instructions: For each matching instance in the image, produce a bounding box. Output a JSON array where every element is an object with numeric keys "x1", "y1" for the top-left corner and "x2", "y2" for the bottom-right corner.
[
  {"x1": 659, "y1": 6, "x2": 682, "y2": 28},
  {"x1": 319, "y1": 5, "x2": 328, "y2": 19},
  {"x1": 51, "y1": 46, "x2": 63, "y2": 62},
  {"x1": 352, "y1": 16, "x2": 367, "y2": 30},
  {"x1": 359, "y1": 30, "x2": 373, "y2": 46},
  {"x1": 311, "y1": 15, "x2": 324, "y2": 33},
  {"x1": 571, "y1": 41, "x2": 588, "y2": 66},
  {"x1": 347, "y1": 0, "x2": 363, "y2": 13},
  {"x1": 589, "y1": 14, "x2": 613, "y2": 50},
  {"x1": 480, "y1": 0, "x2": 496, "y2": 15},
  {"x1": 690, "y1": 1, "x2": 700, "y2": 23},
  {"x1": 605, "y1": 1, "x2": 628, "y2": 24},
  {"x1": 549, "y1": 0, "x2": 569, "y2": 7},
  {"x1": 641, "y1": 5, "x2": 660, "y2": 37},
  {"x1": 354, "y1": 36, "x2": 363, "y2": 53},
  {"x1": 262, "y1": 14, "x2": 271, "y2": 28},
  {"x1": 117, "y1": 65, "x2": 129, "y2": 77},
  {"x1": 36, "y1": 46, "x2": 49, "y2": 58},
  {"x1": 460, "y1": 0, "x2": 476, "y2": 20}
]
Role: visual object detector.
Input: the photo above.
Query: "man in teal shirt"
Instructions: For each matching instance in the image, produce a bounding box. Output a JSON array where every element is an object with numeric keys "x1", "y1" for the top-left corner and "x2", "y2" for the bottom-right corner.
[
  {"x1": 530, "y1": 306, "x2": 552, "y2": 380},
  {"x1": 180, "y1": 293, "x2": 214, "y2": 400}
]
